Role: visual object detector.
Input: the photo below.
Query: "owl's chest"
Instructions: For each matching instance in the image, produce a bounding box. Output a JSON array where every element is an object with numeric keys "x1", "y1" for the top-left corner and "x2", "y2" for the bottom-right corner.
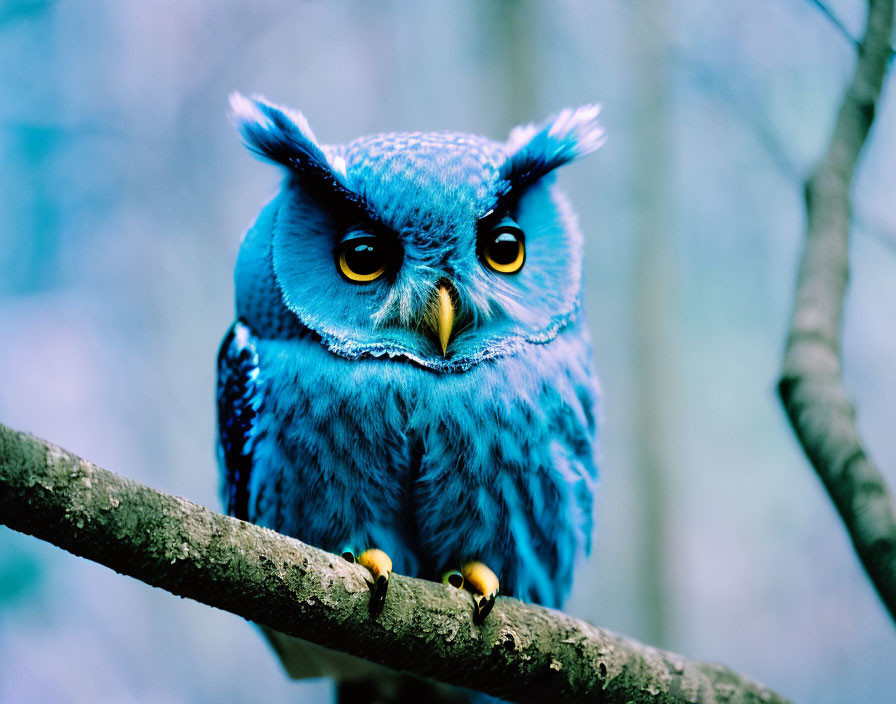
[
  {"x1": 250, "y1": 332, "x2": 597, "y2": 602},
  {"x1": 255, "y1": 331, "x2": 595, "y2": 486},
  {"x1": 259, "y1": 336, "x2": 531, "y2": 471}
]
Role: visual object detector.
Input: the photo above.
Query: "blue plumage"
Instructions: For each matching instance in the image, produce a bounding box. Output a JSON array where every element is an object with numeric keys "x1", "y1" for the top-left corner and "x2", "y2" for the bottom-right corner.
[
  {"x1": 217, "y1": 94, "x2": 602, "y2": 612},
  {"x1": 216, "y1": 320, "x2": 263, "y2": 521}
]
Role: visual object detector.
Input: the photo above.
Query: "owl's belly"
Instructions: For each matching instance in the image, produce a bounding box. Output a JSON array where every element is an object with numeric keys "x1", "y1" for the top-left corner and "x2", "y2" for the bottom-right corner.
[{"x1": 249, "y1": 332, "x2": 598, "y2": 608}]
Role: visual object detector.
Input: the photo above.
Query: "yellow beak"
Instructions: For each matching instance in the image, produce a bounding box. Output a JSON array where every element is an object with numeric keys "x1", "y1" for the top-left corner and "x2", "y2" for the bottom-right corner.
[{"x1": 432, "y1": 282, "x2": 455, "y2": 356}]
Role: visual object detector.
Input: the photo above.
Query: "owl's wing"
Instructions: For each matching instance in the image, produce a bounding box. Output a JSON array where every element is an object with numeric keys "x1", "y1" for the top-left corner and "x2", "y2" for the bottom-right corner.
[{"x1": 216, "y1": 319, "x2": 264, "y2": 522}]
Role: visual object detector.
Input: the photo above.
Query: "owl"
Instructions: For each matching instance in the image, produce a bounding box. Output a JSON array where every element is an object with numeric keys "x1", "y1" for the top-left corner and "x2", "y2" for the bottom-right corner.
[{"x1": 217, "y1": 93, "x2": 603, "y2": 659}]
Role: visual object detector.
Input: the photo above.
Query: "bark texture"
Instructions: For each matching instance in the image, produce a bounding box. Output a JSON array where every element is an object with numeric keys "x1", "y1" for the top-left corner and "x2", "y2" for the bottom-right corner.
[
  {"x1": 0, "y1": 422, "x2": 790, "y2": 704},
  {"x1": 779, "y1": 0, "x2": 896, "y2": 623}
]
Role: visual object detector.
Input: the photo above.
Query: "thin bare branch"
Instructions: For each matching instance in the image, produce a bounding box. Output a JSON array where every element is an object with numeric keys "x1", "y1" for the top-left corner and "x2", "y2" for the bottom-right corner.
[
  {"x1": 805, "y1": 0, "x2": 862, "y2": 49},
  {"x1": 779, "y1": 0, "x2": 896, "y2": 623},
  {"x1": 804, "y1": 0, "x2": 896, "y2": 56}
]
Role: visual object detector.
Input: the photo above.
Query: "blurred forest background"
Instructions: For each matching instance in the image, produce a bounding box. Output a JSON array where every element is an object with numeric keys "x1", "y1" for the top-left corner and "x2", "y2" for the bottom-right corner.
[{"x1": 1, "y1": 1, "x2": 895, "y2": 702}]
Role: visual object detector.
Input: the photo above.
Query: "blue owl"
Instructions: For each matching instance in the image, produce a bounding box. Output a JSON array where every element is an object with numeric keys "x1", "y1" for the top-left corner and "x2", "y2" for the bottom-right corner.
[{"x1": 217, "y1": 93, "x2": 603, "y2": 662}]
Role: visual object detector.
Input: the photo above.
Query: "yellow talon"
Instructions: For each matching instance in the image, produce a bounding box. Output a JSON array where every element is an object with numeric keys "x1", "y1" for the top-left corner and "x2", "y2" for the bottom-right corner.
[
  {"x1": 357, "y1": 548, "x2": 392, "y2": 583},
  {"x1": 461, "y1": 561, "x2": 499, "y2": 624},
  {"x1": 462, "y1": 561, "x2": 499, "y2": 596},
  {"x1": 356, "y1": 548, "x2": 392, "y2": 613}
]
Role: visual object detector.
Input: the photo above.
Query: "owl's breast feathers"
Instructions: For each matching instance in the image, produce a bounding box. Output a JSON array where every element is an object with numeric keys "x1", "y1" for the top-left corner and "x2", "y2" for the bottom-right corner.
[{"x1": 219, "y1": 317, "x2": 599, "y2": 608}]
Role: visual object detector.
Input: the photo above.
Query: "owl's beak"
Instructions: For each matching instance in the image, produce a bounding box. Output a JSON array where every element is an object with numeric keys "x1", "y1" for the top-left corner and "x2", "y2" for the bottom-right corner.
[{"x1": 429, "y1": 282, "x2": 455, "y2": 356}]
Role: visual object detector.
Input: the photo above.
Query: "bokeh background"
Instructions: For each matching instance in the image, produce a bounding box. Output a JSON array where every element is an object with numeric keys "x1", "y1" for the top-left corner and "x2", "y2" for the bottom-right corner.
[{"x1": 1, "y1": 1, "x2": 895, "y2": 702}]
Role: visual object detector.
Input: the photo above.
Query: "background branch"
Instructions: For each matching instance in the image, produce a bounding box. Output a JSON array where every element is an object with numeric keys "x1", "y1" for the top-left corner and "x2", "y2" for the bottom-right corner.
[
  {"x1": 0, "y1": 422, "x2": 791, "y2": 704},
  {"x1": 806, "y1": 0, "x2": 863, "y2": 50},
  {"x1": 779, "y1": 0, "x2": 896, "y2": 623}
]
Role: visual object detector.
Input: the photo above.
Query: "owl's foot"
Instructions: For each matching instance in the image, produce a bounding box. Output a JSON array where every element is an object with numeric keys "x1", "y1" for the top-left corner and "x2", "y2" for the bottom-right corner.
[
  {"x1": 343, "y1": 548, "x2": 392, "y2": 614},
  {"x1": 461, "y1": 561, "x2": 499, "y2": 625}
]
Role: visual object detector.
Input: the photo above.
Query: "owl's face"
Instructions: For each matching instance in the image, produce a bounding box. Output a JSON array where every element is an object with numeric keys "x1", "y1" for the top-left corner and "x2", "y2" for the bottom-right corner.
[{"x1": 232, "y1": 94, "x2": 602, "y2": 371}]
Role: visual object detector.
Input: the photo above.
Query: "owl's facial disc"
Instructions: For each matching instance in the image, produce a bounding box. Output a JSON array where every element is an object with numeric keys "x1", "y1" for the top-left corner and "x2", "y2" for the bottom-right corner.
[{"x1": 235, "y1": 94, "x2": 604, "y2": 371}]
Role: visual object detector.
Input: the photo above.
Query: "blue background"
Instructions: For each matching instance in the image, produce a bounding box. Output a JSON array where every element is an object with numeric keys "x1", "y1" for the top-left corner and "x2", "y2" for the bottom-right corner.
[{"x1": 1, "y1": 2, "x2": 894, "y2": 702}]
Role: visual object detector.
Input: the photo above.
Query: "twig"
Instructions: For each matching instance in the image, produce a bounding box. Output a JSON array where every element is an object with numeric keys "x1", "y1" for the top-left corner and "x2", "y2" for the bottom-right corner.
[
  {"x1": 0, "y1": 422, "x2": 791, "y2": 704},
  {"x1": 805, "y1": 0, "x2": 862, "y2": 49},
  {"x1": 779, "y1": 0, "x2": 896, "y2": 623},
  {"x1": 804, "y1": 0, "x2": 896, "y2": 57}
]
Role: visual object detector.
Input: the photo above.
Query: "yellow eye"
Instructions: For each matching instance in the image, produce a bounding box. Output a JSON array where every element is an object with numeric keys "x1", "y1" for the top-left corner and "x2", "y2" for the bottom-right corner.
[
  {"x1": 480, "y1": 218, "x2": 525, "y2": 274},
  {"x1": 336, "y1": 233, "x2": 389, "y2": 283}
]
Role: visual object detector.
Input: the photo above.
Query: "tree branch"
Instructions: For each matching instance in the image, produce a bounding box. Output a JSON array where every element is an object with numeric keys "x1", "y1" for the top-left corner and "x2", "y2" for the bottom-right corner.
[
  {"x1": 0, "y1": 422, "x2": 790, "y2": 704},
  {"x1": 806, "y1": 0, "x2": 863, "y2": 50},
  {"x1": 779, "y1": 0, "x2": 896, "y2": 623}
]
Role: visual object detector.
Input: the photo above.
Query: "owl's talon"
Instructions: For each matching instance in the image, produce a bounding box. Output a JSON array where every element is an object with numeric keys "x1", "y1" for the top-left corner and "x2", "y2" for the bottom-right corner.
[
  {"x1": 356, "y1": 549, "x2": 392, "y2": 614},
  {"x1": 472, "y1": 592, "x2": 496, "y2": 625},
  {"x1": 369, "y1": 574, "x2": 389, "y2": 613},
  {"x1": 461, "y1": 561, "x2": 499, "y2": 624}
]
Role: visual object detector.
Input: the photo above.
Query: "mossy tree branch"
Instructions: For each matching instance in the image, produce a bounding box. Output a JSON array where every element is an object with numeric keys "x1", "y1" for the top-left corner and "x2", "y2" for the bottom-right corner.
[
  {"x1": 0, "y1": 422, "x2": 790, "y2": 704},
  {"x1": 779, "y1": 0, "x2": 896, "y2": 623}
]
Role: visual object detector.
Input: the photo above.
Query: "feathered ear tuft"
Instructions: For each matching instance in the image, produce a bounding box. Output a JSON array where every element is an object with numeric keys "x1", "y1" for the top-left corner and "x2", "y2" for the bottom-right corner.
[
  {"x1": 500, "y1": 105, "x2": 604, "y2": 191},
  {"x1": 228, "y1": 92, "x2": 351, "y2": 188}
]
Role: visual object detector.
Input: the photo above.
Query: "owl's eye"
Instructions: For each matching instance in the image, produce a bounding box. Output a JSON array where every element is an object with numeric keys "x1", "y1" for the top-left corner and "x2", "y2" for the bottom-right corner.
[
  {"x1": 480, "y1": 216, "x2": 525, "y2": 274},
  {"x1": 336, "y1": 231, "x2": 392, "y2": 283}
]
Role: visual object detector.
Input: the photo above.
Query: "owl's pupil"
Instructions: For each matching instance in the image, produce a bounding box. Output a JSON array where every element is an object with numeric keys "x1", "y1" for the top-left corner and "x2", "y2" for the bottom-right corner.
[
  {"x1": 489, "y1": 232, "x2": 521, "y2": 265},
  {"x1": 345, "y1": 240, "x2": 383, "y2": 275}
]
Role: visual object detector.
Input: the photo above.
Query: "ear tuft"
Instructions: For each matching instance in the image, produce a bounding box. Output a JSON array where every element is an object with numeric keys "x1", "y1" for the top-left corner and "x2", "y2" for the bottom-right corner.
[
  {"x1": 228, "y1": 92, "x2": 350, "y2": 190},
  {"x1": 501, "y1": 104, "x2": 604, "y2": 185}
]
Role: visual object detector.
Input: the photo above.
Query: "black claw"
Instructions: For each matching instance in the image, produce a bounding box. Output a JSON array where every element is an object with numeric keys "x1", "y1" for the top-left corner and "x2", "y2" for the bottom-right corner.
[
  {"x1": 369, "y1": 574, "x2": 389, "y2": 615},
  {"x1": 341, "y1": 550, "x2": 355, "y2": 563},
  {"x1": 472, "y1": 593, "x2": 496, "y2": 625}
]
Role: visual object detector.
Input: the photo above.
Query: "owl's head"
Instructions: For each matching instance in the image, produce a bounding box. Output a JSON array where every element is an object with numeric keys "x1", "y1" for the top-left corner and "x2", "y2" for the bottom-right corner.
[{"x1": 231, "y1": 93, "x2": 602, "y2": 372}]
